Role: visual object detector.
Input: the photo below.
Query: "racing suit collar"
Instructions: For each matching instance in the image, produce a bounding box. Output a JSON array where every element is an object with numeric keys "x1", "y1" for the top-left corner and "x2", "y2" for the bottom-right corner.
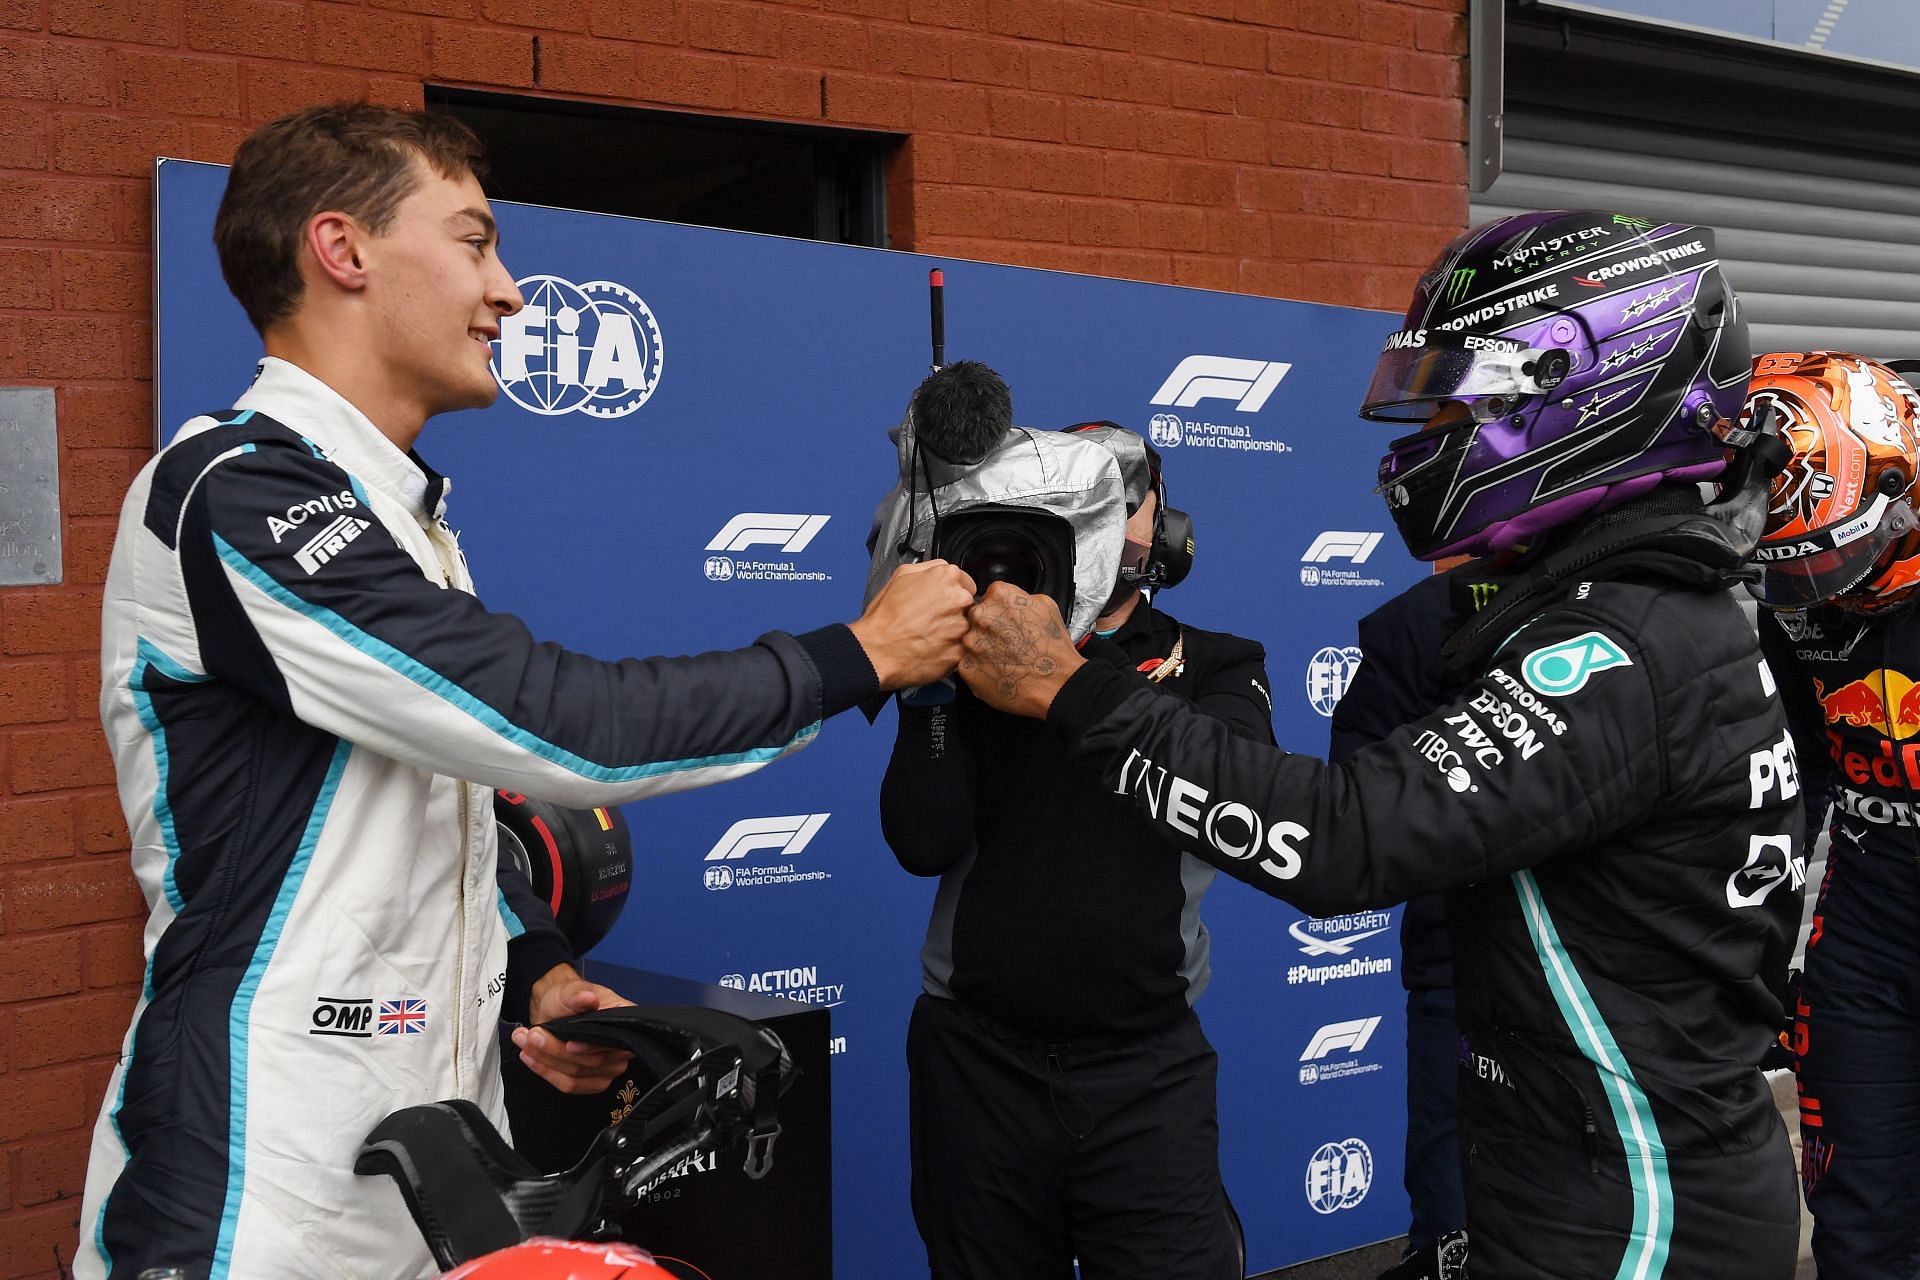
[{"x1": 235, "y1": 357, "x2": 450, "y2": 522}]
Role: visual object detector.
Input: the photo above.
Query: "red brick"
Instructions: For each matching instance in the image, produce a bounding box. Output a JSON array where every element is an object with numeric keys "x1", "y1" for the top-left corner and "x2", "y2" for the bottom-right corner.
[
  {"x1": 736, "y1": 65, "x2": 820, "y2": 120},
  {"x1": 1133, "y1": 11, "x2": 1208, "y2": 64},
  {"x1": 1138, "y1": 203, "x2": 1206, "y2": 251},
  {"x1": 915, "y1": 185, "x2": 1000, "y2": 238},
  {"x1": 1171, "y1": 0, "x2": 1234, "y2": 17},
  {"x1": 1414, "y1": 7, "x2": 1466, "y2": 54},
  {"x1": 115, "y1": 49, "x2": 243, "y2": 118},
  {"x1": 0, "y1": 1197, "x2": 86, "y2": 1277},
  {"x1": 1009, "y1": 242, "x2": 1101, "y2": 274},
  {"x1": 49, "y1": 0, "x2": 177, "y2": 45},
  {"x1": 53, "y1": 112, "x2": 184, "y2": 179},
  {"x1": 779, "y1": 11, "x2": 869, "y2": 69},
  {"x1": 0, "y1": 1142, "x2": 10, "y2": 1212},
  {"x1": 1168, "y1": 158, "x2": 1234, "y2": 204},
  {"x1": 909, "y1": 0, "x2": 988, "y2": 31},
  {"x1": 1295, "y1": 0, "x2": 1360, "y2": 37},
  {"x1": 1203, "y1": 114, "x2": 1265, "y2": 163},
  {"x1": 1266, "y1": 29, "x2": 1329, "y2": 78},
  {"x1": 536, "y1": 34, "x2": 632, "y2": 96},
  {"x1": 1240, "y1": 257, "x2": 1311, "y2": 300},
  {"x1": 997, "y1": 191, "x2": 1069, "y2": 242},
  {"x1": 310, "y1": 2, "x2": 428, "y2": 74},
  {"x1": 0, "y1": 104, "x2": 47, "y2": 168},
  {"x1": 13, "y1": 990, "x2": 139, "y2": 1068},
  {"x1": 6, "y1": 861, "x2": 141, "y2": 929},
  {"x1": 0, "y1": 249, "x2": 53, "y2": 309},
  {"x1": 5, "y1": 586, "x2": 102, "y2": 648},
  {"x1": 1063, "y1": 99, "x2": 1135, "y2": 149},
  {"x1": 0, "y1": 316, "x2": 122, "y2": 380},
  {"x1": 870, "y1": 24, "x2": 949, "y2": 77},
  {"x1": 1331, "y1": 131, "x2": 1392, "y2": 176},
  {"x1": 0, "y1": 35, "x2": 113, "y2": 106},
  {"x1": 1099, "y1": 51, "x2": 1171, "y2": 105},
  {"x1": 185, "y1": 121, "x2": 252, "y2": 165},
  {"x1": 365, "y1": 77, "x2": 424, "y2": 111},
  {"x1": 377, "y1": 0, "x2": 479, "y2": 16},
  {"x1": 115, "y1": 178, "x2": 153, "y2": 245},
  {"x1": 1388, "y1": 48, "x2": 1457, "y2": 96},
  {"x1": 1167, "y1": 64, "x2": 1236, "y2": 114},
  {"x1": 126, "y1": 317, "x2": 152, "y2": 381},
  {"x1": 1171, "y1": 253, "x2": 1236, "y2": 291},
  {"x1": 1406, "y1": 92, "x2": 1465, "y2": 141},
  {"x1": 989, "y1": 0, "x2": 1060, "y2": 41},
  {"x1": 61, "y1": 451, "x2": 133, "y2": 519},
  {"x1": 1327, "y1": 38, "x2": 1389, "y2": 86},
  {"x1": 0, "y1": 0, "x2": 39, "y2": 31},
  {"x1": 1103, "y1": 151, "x2": 1170, "y2": 200},
  {"x1": 0, "y1": 176, "x2": 112, "y2": 240},
  {"x1": 824, "y1": 72, "x2": 910, "y2": 128},
  {"x1": 482, "y1": 0, "x2": 587, "y2": 30},
  {"x1": 1068, "y1": 199, "x2": 1137, "y2": 248},
  {"x1": 431, "y1": 22, "x2": 535, "y2": 86},
  {"x1": 689, "y1": 0, "x2": 779, "y2": 58},
  {"x1": 1135, "y1": 108, "x2": 1206, "y2": 157},
  {"x1": 188, "y1": 0, "x2": 308, "y2": 58},
  {"x1": 589, "y1": 0, "x2": 679, "y2": 43},
  {"x1": 1390, "y1": 135, "x2": 1460, "y2": 183},
  {"x1": 0, "y1": 935, "x2": 82, "y2": 1003},
  {"x1": 1099, "y1": 248, "x2": 1171, "y2": 283},
  {"x1": 1206, "y1": 207, "x2": 1270, "y2": 256},
  {"x1": 75, "y1": 789, "x2": 128, "y2": 857},
  {"x1": 0, "y1": 796, "x2": 75, "y2": 864},
  {"x1": 1200, "y1": 20, "x2": 1265, "y2": 70},
  {"x1": 242, "y1": 64, "x2": 368, "y2": 123},
  {"x1": 83, "y1": 918, "x2": 145, "y2": 988},
  {"x1": 1244, "y1": 168, "x2": 1306, "y2": 211},
  {"x1": 987, "y1": 90, "x2": 1062, "y2": 143},
  {"x1": 896, "y1": 132, "x2": 952, "y2": 185},
  {"x1": 632, "y1": 46, "x2": 736, "y2": 110},
  {"x1": 1059, "y1": 0, "x2": 1131, "y2": 51},
  {"x1": 0, "y1": 1064, "x2": 87, "y2": 1141},
  {"x1": 949, "y1": 33, "x2": 1024, "y2": 87},
  {"x1": 0, "y1": 660, "x2": 67, "y2": 725},
  {"x1": 824, "y1": 0, "x2": 910, "y2": 16},
  {"x1": 1268, "y1": 121, "x2": 1331, "y2": 169},
  {"x1": 1026, "y1": 45, "x2": 1101, "y2": 100},
  {"x1": 57, "y1": 386, "x2": 151, "y2": 451},
  {"x1": 64, "y1": 518, "x2": 118, "y2": 586},
  {"x1": 913, "y1": 82, "x2": 990, "y2": 136},
  {"x1": 18, "y1": 1132, "x2": 90, "y2": 1205},
  {"x1": 59, "y1": 249, "x2": 149, "y2": 314},
  {"x1": 1024, "y1": 146, "x2": 1103, "y2": 197}
]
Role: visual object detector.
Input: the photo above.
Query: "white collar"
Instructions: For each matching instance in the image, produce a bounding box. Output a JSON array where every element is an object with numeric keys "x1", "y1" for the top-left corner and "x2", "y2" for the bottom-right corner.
[{"x1": 233, "y1": 357, "x2": 448, "y2": 520}]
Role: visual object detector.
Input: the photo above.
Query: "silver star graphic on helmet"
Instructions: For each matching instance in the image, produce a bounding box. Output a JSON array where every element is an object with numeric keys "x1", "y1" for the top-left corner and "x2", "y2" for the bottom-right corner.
[
  {"x1": 1621, "y1": 283, "x2": 1685, "y2": 322},
  {"x1": 1571, "y1": 386, "x2": 1631, "y2": 426},
  {"x1": 1598, "y1": 330, "x2": 1669, "y2": 373}
]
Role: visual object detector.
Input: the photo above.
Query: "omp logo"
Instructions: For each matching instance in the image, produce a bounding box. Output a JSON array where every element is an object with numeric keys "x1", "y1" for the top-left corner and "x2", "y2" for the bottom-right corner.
[
  {"x1": 1301, "y1": 1016, "x2": 1383, "y2": 1061},
  {"x1": 1148, "y1": 414, "x2": 1184, "y2": 447},
  {"x1": 1305, "y1": 1138, "x2": 1373, "y2": 1215},
  {"x1": 267, "y1": 490, "x2": 358, "y2": 543},
  {"x1": 1288, "y1": 916, "x2": 1391, "y2": 956},
  {"x1": 703, "y1": 814, "x2": 831, "y2": 862},
  {"x1": 293, "y1": 515, "x2": 372, "y2": 576},
  {"x1": 1302, "y1": 532, "x2": 1383, "y2": 564},
  {"x1": 706, "y1": 514, "x2": 830, "y2": 554},
  {"x1": 1306, "y1": 646, "x2": 1364, "y2": 717},
  {"x1": 310, "y1": 996, "x2": 374, "y2": 1037},
  {"x1": 493, "y1": 274, "x2": 664, "y2": 419},
  {"x1": 1149, "y1": 357, "x2": 1292, "y2": 413}
]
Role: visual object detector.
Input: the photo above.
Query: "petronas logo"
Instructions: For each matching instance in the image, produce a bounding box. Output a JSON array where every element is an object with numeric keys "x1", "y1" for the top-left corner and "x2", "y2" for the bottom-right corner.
[
  {"x1": 1446, "y1": 268, "x2": 1476, "y2": 305},
  {"x1": 1521, "y1": 631, "x2": 1632, "y2": 696}
]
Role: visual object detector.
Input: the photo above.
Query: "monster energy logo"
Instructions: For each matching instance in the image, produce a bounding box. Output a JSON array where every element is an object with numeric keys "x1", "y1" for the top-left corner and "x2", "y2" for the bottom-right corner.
[
  {"x1": 1521, "y1": 631, "x2": 1632, "y2": 696},
  {"x1": 1467, "y1": 581, "x2": 1500, "y2": 610},
  {"x1": 1446, "y1": 269, "x2": 1476, "y2": 305}
]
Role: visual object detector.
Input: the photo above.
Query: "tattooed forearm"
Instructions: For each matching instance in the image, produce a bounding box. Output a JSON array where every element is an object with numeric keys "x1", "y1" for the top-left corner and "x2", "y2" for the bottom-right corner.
[{"x1": 965, "y1": 594, "x2": 1066, "y2": 698}]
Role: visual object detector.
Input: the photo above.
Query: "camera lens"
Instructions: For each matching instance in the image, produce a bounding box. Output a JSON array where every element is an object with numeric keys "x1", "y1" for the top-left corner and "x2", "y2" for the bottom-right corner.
[{"x1": 957, "y1": 531, "x2": 1045, "y2": 594}]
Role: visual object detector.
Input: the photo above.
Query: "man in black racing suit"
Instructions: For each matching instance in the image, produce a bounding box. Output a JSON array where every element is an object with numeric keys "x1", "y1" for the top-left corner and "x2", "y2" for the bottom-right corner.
[{"x1": 954, "y1": 211, "x2": 1805, "y2": 1279}]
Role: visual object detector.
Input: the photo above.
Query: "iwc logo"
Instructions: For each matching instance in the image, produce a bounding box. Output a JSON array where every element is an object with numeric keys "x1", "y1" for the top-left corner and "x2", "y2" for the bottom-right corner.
[{"x1": 493, "y1": 275, "x2": 664, "y2": 419}]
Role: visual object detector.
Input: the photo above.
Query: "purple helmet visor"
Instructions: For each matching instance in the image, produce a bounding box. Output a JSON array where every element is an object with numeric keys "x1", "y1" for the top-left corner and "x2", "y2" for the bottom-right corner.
[
  {"x1": 1756, "y1": 492, "x2": 1916, "y2": 610},
  {"x1": 1358, "y1": 330, "x2": 1567, "y2": 424}
]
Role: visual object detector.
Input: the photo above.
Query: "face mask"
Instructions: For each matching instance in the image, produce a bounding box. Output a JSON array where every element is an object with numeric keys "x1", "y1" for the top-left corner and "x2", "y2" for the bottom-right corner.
[{"x1": 1104, "y1": 538, "x2": 1153, "y2": 612}]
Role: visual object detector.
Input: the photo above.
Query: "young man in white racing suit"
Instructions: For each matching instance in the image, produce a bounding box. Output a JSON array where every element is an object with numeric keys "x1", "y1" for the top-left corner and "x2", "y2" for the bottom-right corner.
[{"x1": 78, "y1": 104, "x2": 972, "y2": 1280}]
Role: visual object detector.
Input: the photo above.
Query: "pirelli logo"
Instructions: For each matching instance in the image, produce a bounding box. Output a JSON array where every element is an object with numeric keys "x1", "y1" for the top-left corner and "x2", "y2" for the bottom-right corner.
[{"x1": 294, "y1": 514, "x2": 372, "y2": 576}]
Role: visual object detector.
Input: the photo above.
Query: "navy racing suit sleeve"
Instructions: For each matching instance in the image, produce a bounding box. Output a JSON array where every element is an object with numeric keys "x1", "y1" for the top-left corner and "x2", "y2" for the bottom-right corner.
[
  {"x1": 1757, "y1": 610, "x2": 1834, "y2": 843},
  {"x1": 1046, "y1": 603, "x2": 1673, "y2": 917},
  {"x1": 176, "y1": 439, "x2": 877, "y2": 808},
  {"x1": 495, "y1": 844, "x2": 573, "y2": 1023}
]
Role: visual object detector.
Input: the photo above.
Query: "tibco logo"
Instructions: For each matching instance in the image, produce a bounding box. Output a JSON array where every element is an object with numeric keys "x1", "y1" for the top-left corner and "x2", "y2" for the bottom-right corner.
[
  {"x1": 706, "y1": 514, "x2": 831, "y2": 555},
  {"x1": 493, "y1": 274, "x2": 664, "y2": 419},
  {"x1": 1150, "y1": 356, "x2": 1292, "y2": 413},
  {"x1": 703, "y1": 814, "x2": 830, "y2": 862}
]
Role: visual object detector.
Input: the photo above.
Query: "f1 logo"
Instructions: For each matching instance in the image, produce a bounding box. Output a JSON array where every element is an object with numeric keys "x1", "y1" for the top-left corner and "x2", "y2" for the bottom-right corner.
[
  {"x1": 706, "y1": 514, "x2": 830, "y2": 554},
  {"x1": 1302, "y1": 532, "x2": 1384, "y2": 565},
  {"x1": 1300, "y1": 1016, "x2": 1383, "y2": 1061},
  {"x1": 1149, "y1": 356, "x2": 1292, "y2": 413},
  {"x1": 703, "y1": 814, "x2": 831, "y2": 862}
]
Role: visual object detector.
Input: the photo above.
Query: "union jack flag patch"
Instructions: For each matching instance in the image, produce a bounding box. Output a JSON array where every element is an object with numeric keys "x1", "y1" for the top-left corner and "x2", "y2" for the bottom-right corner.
[{"x1": 377, "y1": 997, "x2": 428, "y2": 1035}]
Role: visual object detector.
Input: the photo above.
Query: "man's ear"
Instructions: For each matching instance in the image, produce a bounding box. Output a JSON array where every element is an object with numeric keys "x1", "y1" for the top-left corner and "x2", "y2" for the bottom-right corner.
[{"x1": 303, "y1": 210, "x2": 370, "y2": 293}]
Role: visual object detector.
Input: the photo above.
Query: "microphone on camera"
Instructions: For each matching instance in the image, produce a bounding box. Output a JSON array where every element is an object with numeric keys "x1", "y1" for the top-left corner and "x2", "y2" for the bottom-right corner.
[{"x1": 911, "y1": 360, "x2": 1013, "y2": 466}]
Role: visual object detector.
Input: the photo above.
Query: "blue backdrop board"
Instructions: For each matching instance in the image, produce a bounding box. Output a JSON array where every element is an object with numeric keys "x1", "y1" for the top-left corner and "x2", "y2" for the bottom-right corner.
[{"x1": 155, "y1": 158, "x2": 1426, "y2": 1275}]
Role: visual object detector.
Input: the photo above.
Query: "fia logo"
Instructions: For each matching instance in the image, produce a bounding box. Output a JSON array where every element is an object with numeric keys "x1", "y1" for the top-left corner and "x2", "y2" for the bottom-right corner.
[
  {"x1": 494, "y1": 275, "x2": 664, "y2": 419},
  {"x1": 1306, "y1": 646, "x2": 1364, "y2": 717},
  {"x1": 1149, "y1": 413, "x2": 1184, "y2": 448},
  {"x1": 704, "y1": 556, "x2": 735, "y2": 582},
  {"x1": 1305, "y1": 1138, "x2": 1374, "y2": 1214},
  {"x1": 719, "y1": 973, "x2": 746, "y2": 990},
  {"x1": 702, "y1": 865, "x2": 735, "y2": 892}
]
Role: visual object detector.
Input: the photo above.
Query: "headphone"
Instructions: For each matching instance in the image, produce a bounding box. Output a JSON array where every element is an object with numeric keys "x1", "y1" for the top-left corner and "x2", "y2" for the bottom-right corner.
[{"x1": 1062, "y1": 421, "x2": 1193, "y2": 590}]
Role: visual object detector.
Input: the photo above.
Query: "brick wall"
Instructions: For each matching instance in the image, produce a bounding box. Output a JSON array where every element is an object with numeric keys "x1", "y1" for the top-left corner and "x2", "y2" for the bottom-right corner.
[{"x1": 0, "y1": 0, "x2": 1466, "y2": 1273}]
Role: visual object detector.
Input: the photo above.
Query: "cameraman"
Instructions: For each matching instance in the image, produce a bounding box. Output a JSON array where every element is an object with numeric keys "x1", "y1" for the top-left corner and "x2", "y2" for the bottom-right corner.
[{"x1": 880, "y1": 405, "x2": 1274, "y2": 1279}]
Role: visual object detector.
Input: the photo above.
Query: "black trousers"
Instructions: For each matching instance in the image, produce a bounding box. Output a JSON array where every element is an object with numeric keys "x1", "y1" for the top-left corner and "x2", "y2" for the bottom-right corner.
[
  {"x1": 1405, "y1": 986, "x2": 1466, "y2": 1250},
  {"x1": 907, "y1": 994, "x2": 1237, "y2": 1280}
]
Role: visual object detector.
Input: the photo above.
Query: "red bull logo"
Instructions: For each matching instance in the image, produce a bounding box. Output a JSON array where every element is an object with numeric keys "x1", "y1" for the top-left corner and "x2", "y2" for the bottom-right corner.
[{"x1": 1812, "y1": 671, "x2": 1920, "y2": 739}]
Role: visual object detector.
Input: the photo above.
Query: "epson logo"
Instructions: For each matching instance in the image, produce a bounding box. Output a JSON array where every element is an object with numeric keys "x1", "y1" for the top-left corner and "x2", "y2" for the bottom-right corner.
[
  {"x1": 493, "y1": 274, "x2": 664, "y2": 419},
  {"x1": 267, "y1": 489, "x2": 358, "y2": 543},
  {"x1": 1462, "y1": 335, "x2": 1523, "y2": 353},
  {"x1": 703, "y1": 814, "x2": 830, "y2": 862},
  {"x1": 1150, "y1": 356, "x2": 1292, "y2": 414},
  {"x1": 1301, "y1": 1016, "x2": 1383, "y2": 1061},
  {"x1": 1115, "y1": 748, "x2": 1308, "y2": 881},
  {"x1": 706, "y1": 514, "x2": 830, "y2": 555}
]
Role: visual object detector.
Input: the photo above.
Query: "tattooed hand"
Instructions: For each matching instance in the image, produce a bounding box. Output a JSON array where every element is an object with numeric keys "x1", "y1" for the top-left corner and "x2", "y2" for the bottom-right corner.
[{"x1": 958, "y1": 582, "x2": 1084, "y2": 718}]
